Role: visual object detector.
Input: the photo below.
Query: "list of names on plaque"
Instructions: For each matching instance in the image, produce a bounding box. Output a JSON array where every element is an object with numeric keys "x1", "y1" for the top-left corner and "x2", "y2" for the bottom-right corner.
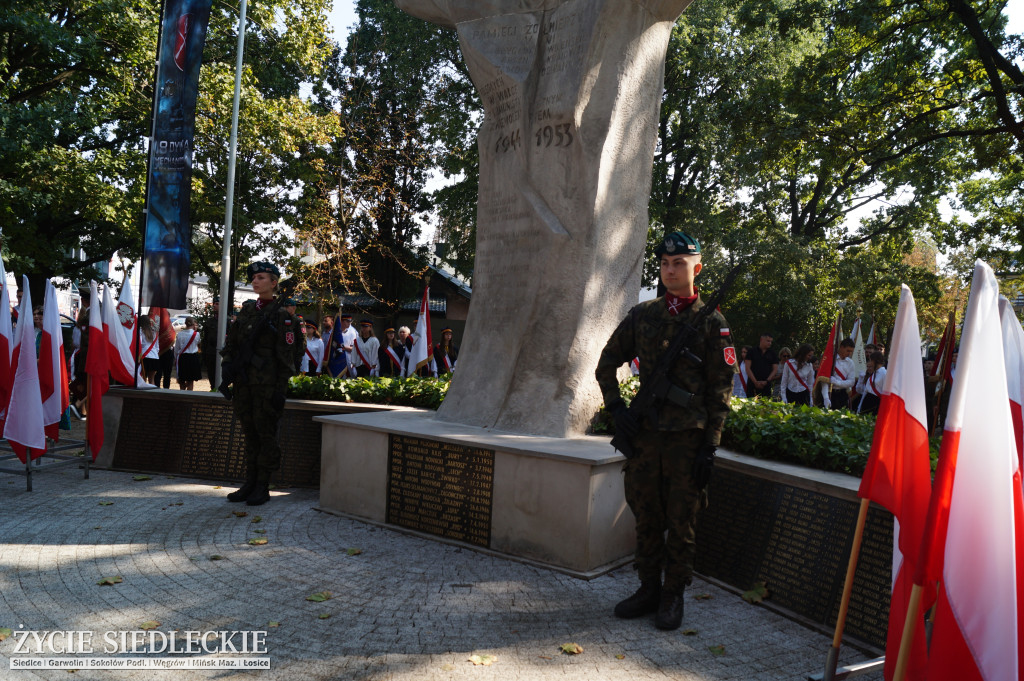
[{"x1": 387, "y1": 435, "x2": 494, "y2": 547}]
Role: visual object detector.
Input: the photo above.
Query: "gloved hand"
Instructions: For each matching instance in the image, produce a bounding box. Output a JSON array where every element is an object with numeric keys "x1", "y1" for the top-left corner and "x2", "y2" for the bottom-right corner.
[
  {"x1": 693, "y1": 444, "x2": 716, "y2": 489},
  {"x1": 218, "y1": 382, "x2": 233, "y2": 401},
  {"x1": 220, "y1": 362, "x2": 236, "y2": 385},
  {"x1": 608, "y1": 399, "x2": 639, "y2": 440}
]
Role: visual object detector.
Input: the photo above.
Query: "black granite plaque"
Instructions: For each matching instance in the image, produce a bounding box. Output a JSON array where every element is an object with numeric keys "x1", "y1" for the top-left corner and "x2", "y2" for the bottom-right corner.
[
  {"x1": 112, "y1": 393, "x2": 335, "y2": 487},
  {"x1": 696, "y1": 467, "x2": 892, "y2": 649},
  {"x1": 386, "y1": 435, "x2": 494, "y2": 547}
]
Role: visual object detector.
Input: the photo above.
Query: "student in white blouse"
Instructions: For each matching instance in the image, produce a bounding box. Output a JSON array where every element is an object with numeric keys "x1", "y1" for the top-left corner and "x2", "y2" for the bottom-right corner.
[{"x1": 780, "y1": 343, "x2": 816, "y2": 406}]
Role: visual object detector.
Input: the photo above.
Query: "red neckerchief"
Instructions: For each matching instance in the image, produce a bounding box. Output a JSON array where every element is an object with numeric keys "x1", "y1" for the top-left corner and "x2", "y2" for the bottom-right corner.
[{"x1": 665, "y1": 291, "x2": 698, "y2": 316}]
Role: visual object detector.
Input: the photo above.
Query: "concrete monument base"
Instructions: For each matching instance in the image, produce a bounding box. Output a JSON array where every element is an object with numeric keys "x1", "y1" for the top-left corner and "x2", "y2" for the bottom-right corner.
[{"x1": 315, "y1": 410, "x2": 634, "y2": 577}]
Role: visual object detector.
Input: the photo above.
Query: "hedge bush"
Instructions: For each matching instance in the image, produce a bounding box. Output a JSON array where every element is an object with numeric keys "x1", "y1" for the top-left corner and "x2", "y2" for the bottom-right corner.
[
  {"x1": 287, "y1": 374, "x2": 449, "y2": 410},
  {"x1": 290, "y1": 374, "x2": 939, "y2": 477}
]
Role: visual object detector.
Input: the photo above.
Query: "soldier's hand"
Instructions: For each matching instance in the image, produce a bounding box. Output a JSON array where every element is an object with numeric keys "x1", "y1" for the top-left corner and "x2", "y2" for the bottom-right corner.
[
  {"x1": 221, "y1": 362, "x2": 236, "y2": 385},
  {"x1": 609, "y1": 400, "x2": 639, "y2": 440},
  {"x1": 218, "y1": 382, "x2": 233, "y2": 401},
  {"x1": 693, "y1": 444, "x2": 716, "y2": 489}
]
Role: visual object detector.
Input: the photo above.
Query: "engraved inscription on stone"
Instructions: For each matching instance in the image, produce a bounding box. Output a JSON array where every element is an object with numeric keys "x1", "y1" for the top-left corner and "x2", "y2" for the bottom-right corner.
[
  {"x1": 387, "y1": 435, "x2": 494, "y2": 547},
  {"x1": 112, "y1": 396, "x2": 326, "y2": 487},
  {"x1": 182, "y1": 402, "x2": 241, "y2": 479},
  {"x1": 759, "y1": 487, "x2": 850, "y2": 622},
  {"x1": 695, "y1": 469, "x2": 893, "y2": 649}
]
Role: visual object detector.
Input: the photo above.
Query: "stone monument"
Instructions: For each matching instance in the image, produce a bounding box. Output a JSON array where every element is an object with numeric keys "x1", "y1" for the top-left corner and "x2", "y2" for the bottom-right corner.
[{"x1": 396, "y1": 0, "x2": 695, "y2": 437}]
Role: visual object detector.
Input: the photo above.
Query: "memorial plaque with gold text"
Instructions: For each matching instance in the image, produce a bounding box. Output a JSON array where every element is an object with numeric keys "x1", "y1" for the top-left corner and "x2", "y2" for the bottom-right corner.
[{"x1": 387, "y1": 435, "x2": 494, "y2": 547}]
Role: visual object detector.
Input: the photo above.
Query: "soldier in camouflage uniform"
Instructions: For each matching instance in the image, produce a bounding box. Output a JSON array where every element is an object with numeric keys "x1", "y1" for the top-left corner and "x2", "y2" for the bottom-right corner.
[
  {"x1": 219, "y1": 262, "x2": 305, "y2": 506},
  {"x1": 596, "y1": 231, "x2": 736, "y2": 630}
]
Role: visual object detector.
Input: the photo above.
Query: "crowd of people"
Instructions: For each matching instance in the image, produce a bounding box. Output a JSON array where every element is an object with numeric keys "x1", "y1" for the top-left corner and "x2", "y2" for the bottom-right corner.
[{"x1": 733, "y1": 329, "x2": 954, "y2": 434}]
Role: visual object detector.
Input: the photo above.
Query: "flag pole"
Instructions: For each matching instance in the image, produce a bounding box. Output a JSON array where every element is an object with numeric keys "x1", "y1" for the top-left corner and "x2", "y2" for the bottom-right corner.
[
  {"x1": 215, "y1": 0, "x2": 249, "y2": 390},
  {"x1": 890, "y1": 583, "x2": 925, "y2": 681},
  {"x1": 822, "y1": 497, "x2": 870, "y2": 681}
]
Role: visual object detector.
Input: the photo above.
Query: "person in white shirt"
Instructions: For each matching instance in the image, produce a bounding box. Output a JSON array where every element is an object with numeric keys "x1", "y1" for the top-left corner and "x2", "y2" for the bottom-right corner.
[
  {"x1": 853, "y1": 351, "x2": 887, "y2": 415},
  {"x1": 350, "y1": 319, "x2": 380, "y2": 377},
  {"x1": 139, "y1": 314, "x2": 161, "y2": 385},
  {"x1": 780, "y1": 343, "x2": 816, "y2": 406},
  {"x1": 829, "y1": 338, "x2": 857, "y2": 409},
  {"x1": 173, "y1": 317, "x2": 201, "y2": 391},
  {"x1": 301, "y1": 323, "x2": 324, "y2": 375}
]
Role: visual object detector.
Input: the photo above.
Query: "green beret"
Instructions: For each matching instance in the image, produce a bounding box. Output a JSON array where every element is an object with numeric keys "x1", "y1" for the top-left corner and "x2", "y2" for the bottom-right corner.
[
  {"x1": 246, "y1": 261, "x2": 280, "y2": 280},
  {"x1": 282, "y1": 297, "x2": 297, "y2": 306},
  {"x1": 654, "y1": 231, "x2": 701, "y2": 257}
]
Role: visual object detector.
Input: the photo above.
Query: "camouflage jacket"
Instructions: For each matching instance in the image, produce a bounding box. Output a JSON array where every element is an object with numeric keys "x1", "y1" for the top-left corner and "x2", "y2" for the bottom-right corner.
[
  {"x1": 595, "y1": 295, "x2": 735, "y2": 446},
  {"x1": 221, "y1": 298, "x2": 304, "y2": 388}
]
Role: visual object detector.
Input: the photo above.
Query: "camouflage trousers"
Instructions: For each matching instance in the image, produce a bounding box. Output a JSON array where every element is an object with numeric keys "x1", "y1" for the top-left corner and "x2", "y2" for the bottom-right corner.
[
  {"x1": 623, "y1": 428, "x2": 706, "y2": 593},
  {"x1": 233, "y1": 384, "x2": 286, "y2": 484}
]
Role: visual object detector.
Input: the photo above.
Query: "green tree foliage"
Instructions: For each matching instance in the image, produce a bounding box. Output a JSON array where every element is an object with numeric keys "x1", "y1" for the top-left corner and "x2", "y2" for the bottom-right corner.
[
  {"x1": 1, "y1": 0, "x2": 337, "y2": 308},
  {"x1": 649, "y1": 0, "x2": 1020, "y2": 350},
  {"x1": 188, "y1": 0, "x2": 338, "y2": 310},
  {"x1": 293, "y1": 0, "x2": 477, "y2": 315},
  {"x1": 1, "y1": 0, "x2": 155, "y2": 300}
]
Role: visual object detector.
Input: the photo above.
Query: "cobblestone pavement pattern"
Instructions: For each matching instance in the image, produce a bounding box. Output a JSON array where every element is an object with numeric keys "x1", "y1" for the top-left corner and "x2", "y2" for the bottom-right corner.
[{"x1": 0, "y1": 461, "x2": 882, "y2": 680}]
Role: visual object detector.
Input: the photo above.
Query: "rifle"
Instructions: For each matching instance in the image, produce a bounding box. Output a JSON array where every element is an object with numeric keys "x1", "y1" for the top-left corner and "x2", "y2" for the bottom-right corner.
[
  {"x1": 610, "y1": 264, "x2": 743, "y2": 458},
  {"x1": 219, "y1": 304, "x2": 277, "y2": 399}
]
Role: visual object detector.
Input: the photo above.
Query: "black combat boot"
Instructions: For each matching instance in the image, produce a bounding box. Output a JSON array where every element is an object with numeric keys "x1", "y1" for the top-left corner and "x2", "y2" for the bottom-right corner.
[
  {"x1": 245, "y1": 482, "x2": 270, "y2": 506},
  {"x1": 613, "y1": 580, "x2": 661, "y2": 619},
  {"x1": 654, "y1": 588, "x2": 685, "y2": 630},
  {"x1": 227, "y1": 477, "x2": 257, "y2": 502}
]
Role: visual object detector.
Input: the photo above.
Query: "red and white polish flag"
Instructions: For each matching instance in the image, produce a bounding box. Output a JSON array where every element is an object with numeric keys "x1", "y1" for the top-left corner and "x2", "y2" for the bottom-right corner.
[
  {"x1": 86, "y1": 281, "x2": 109, "y2": 460},
  {"x1": 4, "y1": 276, "x2": 46, "y2": 462},
  {"x1": 999, "y1": 296, "x2": 1024, "y2": 469},
  {"x1": 102, "y1": 283, "x2": 150, "y2": 387},
  {"x1": 40, "y1": 280, "x2": 69, "y2": 443},
  {"x1": 857, "y1": 285, "x2": 934, "y2": 681},
  {"x1": 914, "y1": 260, "x2": 1024, "y2": 681},
  {"x1": 0, "y1": 259, "x2": 14, "y2": 420}
]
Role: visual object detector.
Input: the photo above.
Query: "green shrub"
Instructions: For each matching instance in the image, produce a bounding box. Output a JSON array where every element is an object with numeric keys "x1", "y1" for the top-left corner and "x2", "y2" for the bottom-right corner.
[
  {"x1": 287, "y1": 374, "x2": 449, "y2": 410},
  {"x1": 592, "y1": 381, "x2": 941, "y2": 476},
  {"x1": 291, "y1": 373, "x2": 941, "y2": 477}
]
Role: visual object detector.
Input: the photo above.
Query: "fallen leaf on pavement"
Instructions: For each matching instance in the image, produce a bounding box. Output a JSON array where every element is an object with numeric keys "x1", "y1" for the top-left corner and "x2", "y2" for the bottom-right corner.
[
  {"x1": 267, "y1": 622, "x2": 280, "y2": 628},
  {"x1": 694, "y1": 593, "x2": 712, "y2": 600},
  {"x1": 209, "y1": 555, "x2": 224, "y2": 561},
  {"x1": 232, "y1": 511, "x2": 248, "y2": 518},
  {"x1": 559, "y1": 643, "x2": 583, "y2": 655},
  {"x1": 468, "y1": 654, "x2": 497, "y2": 666},
  {"x1": 346, "y1": 548, "x2": 362, "y2": 556},
  {"x1": 742, "y1": 582, "x2": 769, "y2": 604},
  {"x1": 140, "y1": 621, "x2": 160, "y2": 631},
  {"x1": 98, "y1": 501, "x2": 113, "y2": 506},
  {"x1": 247, "y1": 537, "x2": 268, "y2": 546},
  {"x1": 132, "y1": 475, "x2": 152, "y2": 481},
  {"x1": 306, "y1": 591, "x2": 332, "y2": 602},
  {"x1": 318, "y1": 613, "x2": 331, "y2": 620},
  {"x1": 97, "y1": 576, "x2": 123, "y2": 586},
  {"x1": 0, "y1": 628, "x2": 12, "y2": 642},
  {"x1": 708, "y1": 645, "x2": 726, "y2": 656},
  {"x1": 615, "y1": 654, "x2": 625, "y2": 660},
  {"x1": 682, "y1": 628, "x2": 698, "y2": 636}
]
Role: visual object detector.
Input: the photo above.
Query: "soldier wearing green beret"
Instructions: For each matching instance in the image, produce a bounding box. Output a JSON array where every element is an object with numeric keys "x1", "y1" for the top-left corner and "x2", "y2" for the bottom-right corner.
[
  {"x1": 596, "y1": 231, "x2": 736, "y2": 630},
  {"x1": 220, "y1": 261, "x2": 305, "y2": 506}
]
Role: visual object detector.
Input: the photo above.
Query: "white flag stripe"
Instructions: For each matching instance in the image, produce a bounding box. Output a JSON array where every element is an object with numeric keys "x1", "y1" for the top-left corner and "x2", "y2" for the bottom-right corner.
[
  {"x1": 41, "y1": 281, "x2": 64, "y2": 426},
  {"x1": 3, "y1": 276, "x2": 45, "y2": 449},
  {"x1": 942, "y1": 260, "x2": 1018, "y2": 681}
]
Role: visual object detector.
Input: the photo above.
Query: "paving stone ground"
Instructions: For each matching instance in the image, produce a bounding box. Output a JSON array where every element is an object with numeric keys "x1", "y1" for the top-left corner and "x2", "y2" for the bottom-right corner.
[{"x1": 0, "y1": 419, "x2": 882, "y2": 681}]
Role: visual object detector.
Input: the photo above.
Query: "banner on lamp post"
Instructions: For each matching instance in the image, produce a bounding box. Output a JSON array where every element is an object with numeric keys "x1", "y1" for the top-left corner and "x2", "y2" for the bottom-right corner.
[{"x1": 141, "y1": 0, "x2": 212, "y2": 309}]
